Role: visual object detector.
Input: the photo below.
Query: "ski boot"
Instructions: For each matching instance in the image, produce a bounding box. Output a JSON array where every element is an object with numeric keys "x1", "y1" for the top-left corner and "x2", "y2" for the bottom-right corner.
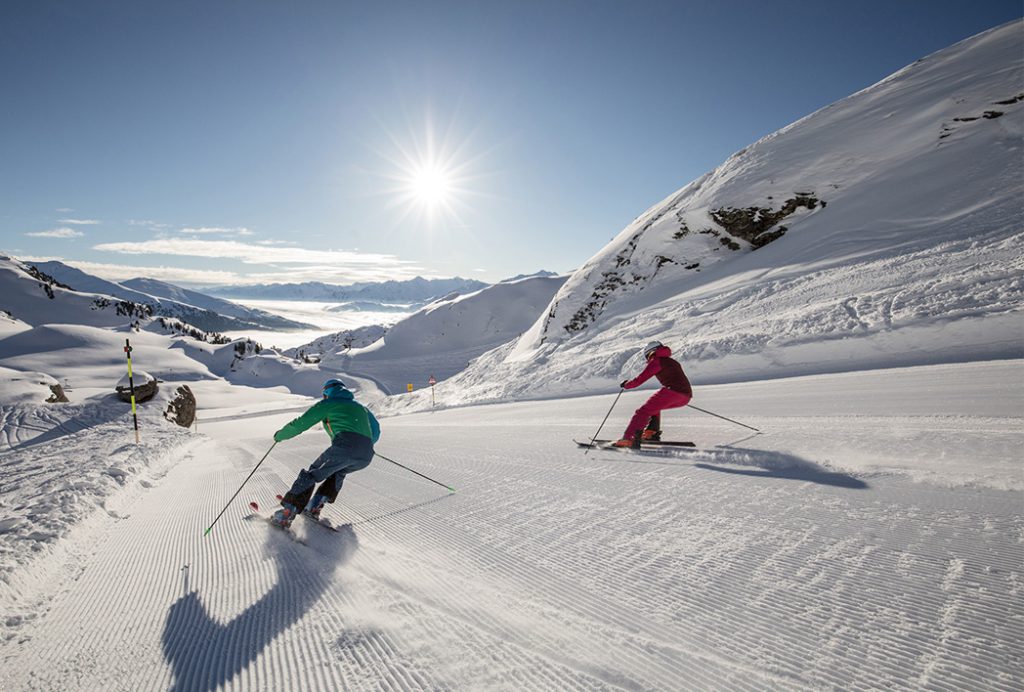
[
  {"x1": 304, "y1": 494, "x2": 327, "y2": 520},
  {"x1": 271, "y1": 502, "x2": 298, "y2": 529},
  {"x1": 613, "y1": 432, "x2": 643, "y2": 449}
]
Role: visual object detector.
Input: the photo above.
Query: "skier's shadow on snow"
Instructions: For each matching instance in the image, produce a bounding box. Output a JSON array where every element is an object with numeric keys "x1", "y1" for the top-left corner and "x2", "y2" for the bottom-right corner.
[
  {"x1": 694, "y1": 448, "x2": 868, "y2": 489},
  {"x1": 622, "y1": 448, "x2": 867, "y2": 489},
  {"x1": 161, "y1": 521, "x2": 358, "y2": 692}
]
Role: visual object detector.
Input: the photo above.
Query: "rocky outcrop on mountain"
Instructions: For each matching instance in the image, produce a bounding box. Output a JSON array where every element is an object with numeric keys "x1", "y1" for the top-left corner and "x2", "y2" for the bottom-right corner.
[
  {"x1": 25, "y1": 264, "x2": 73, "y2": 300},
  {"x1": 557, "y1": 193, "x2": 826, "y2": 336}
]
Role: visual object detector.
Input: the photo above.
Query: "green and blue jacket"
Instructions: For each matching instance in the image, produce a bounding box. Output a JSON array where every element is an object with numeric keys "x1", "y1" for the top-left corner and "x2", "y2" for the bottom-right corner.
[{"x1": 274, "y1": 388, "x2": 380, "y2": 443}]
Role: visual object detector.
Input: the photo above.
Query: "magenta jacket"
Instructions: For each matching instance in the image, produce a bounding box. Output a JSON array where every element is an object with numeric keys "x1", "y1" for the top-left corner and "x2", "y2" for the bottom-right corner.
[{"x1": 623, "y1": 345, "x2": 692, "y2": 395}]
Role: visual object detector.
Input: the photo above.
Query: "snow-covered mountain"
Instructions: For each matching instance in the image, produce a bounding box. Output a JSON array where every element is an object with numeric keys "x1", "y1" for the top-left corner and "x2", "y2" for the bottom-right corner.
[
  {"x1": 297, "y1": 274, "x2": 568, "y2": 393},
  {"x1": 0, "y1": 256, "x2": 156, "y2": 330},
  {"x1": 120, "y1": 277, "x2": 306, "y2": 328},
  {"x1": 389, "y1": 20, "x2": 1024, "y2": 410},
  {"x1": 30, "y1": 261, "x2": 310, "y2": 332},
  {"x1": 208, "y1": 276, "x2": 489, "y2": 304}
]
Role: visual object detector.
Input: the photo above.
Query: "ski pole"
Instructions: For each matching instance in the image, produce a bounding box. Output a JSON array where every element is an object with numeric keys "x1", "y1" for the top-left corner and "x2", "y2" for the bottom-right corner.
[
  {"x1": 374, "y1": 452, "x2": 456, "y2": 493},
  {"x1": 585, "y1": 387, "x2": 624, "y2": 455},
  {"x1": 689, "y1": 405, "x2": 761, "y2": 432},
  {"x1": 203, "y1": 441, "x2": 277, "y2": 536}
]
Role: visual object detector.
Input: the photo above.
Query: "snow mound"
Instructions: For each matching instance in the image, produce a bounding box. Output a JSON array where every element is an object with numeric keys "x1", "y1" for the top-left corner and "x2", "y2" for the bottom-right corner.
[{"x1": 0, "y1": 367, "x2": 61, "y2": 406}]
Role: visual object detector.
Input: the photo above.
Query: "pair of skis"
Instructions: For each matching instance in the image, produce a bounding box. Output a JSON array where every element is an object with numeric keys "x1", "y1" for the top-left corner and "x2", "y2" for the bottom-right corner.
[
  {"x1": 247, "y1": 496, "x2": 343, "y2": 540},
  {"x1": 575, "y1": 438, "x2": 697, "y2": 451}
]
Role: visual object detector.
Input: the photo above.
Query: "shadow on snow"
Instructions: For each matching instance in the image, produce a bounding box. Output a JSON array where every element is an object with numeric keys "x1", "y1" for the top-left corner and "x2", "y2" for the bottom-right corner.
[
  {"x1": 161, "y1": 521, "x2": 359, "y2": 692},
  {"x1": 618, "y1": 446, "x2": 868, "y2": 489}
]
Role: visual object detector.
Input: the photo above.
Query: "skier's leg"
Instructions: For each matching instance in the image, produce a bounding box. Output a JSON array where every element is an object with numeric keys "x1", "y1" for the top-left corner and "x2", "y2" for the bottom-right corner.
[
  {"x1": 281, "y1": 472, "x2": 318, "y2": 513},
  {"x1": 623, "y1": 394, "x2": 662, "y2": 440},
  {"x1": 316, "y1": 472, "x2": 345, "y2": 503},
  {"x1": 283, "y1": 432, "x2": 373, "y2": 508},
  {"x1": 643, "y1": 413, "x2": 662, "y2": 440},
  {"x1": 281, "y1": 445, "x2": 340, "y2": 509},
  {"x1": 624, "y1": 390, "x2": 690, "y2": 440}
]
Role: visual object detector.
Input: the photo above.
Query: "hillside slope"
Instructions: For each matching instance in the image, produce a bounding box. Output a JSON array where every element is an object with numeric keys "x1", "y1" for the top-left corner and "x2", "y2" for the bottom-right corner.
[
  {"x1": 30, "y1": 261, "x2": 309, "y2": 332},
  {"x1": 393, "y1": 21, "x2": 1024, "y2": 410},
  {"x1": 305, "y1": 275, "x2": 567, "y2": 393},
  {"x1": 0, "y1": 256, "x2": 153, "y2": 329}
]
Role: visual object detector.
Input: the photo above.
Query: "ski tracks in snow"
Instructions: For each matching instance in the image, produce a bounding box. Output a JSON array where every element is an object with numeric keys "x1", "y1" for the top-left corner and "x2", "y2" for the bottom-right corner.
[{"x1": 0, "y1": 406, "x2": 1021, "y2": 690}]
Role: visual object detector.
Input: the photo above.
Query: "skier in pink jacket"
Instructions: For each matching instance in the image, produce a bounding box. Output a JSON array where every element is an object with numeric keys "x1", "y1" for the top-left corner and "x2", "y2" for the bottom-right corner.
[{"x1": 614, "y1": 341, "x2": 692, "y2": 448}]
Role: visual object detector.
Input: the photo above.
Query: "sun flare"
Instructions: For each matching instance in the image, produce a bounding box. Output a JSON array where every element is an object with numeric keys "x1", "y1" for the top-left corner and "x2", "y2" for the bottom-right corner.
[
  {"x1": 378, "y1": 118, "x2": 486, "y2": 228},
  {"x1": 410, "y1": 164, "x2": 451, "y2": 206}
]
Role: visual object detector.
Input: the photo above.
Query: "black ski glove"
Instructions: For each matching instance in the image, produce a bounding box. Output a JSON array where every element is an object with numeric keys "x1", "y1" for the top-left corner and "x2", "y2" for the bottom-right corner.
[{"x1": 619, "y1": 380, "x2": 628, "y2": 389}]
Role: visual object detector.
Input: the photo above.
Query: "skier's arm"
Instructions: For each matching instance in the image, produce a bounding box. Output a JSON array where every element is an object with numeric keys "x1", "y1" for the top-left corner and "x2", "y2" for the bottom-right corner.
[
  {"x1": 623, "y1": 358, "x2": 662, "y2": 389},
  {"x1": 274, "y1": 401, "x2": 327, "y2": 442}
]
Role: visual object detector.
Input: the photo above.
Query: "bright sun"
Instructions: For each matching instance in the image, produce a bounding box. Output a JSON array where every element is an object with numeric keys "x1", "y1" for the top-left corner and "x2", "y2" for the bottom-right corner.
[
  {"x1": 411, "y1": 164, "x2": 451, "y2": 206},
  {"x1": 380, "y1": 119, "x2": 482, "y2": 227}
]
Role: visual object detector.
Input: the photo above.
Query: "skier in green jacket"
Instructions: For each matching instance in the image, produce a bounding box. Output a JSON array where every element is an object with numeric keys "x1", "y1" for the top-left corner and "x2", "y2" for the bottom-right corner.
[{"x1": 271, "y1": 379, "x2": 380, "y2": 528}]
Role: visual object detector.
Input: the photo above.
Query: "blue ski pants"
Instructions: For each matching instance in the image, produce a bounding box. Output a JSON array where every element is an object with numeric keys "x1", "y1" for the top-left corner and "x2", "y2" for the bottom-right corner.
[{"x1": 282, "y1": 431, "x2": 374, "y2": 510}]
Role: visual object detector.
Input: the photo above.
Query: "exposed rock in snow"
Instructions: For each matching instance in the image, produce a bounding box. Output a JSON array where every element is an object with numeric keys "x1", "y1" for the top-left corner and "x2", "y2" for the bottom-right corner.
[
  {"x1": 116, "y1": 371, "x2": 158, "y2": 403},
  {"x1": 163, "y1": 385, "x2": 196, "y2": 428}
]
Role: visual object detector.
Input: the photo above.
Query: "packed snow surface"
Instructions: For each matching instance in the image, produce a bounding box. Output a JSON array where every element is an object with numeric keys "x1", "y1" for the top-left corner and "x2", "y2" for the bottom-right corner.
[{"x1": 0, "y1": 361, "x2": 1021, "y2": 690}]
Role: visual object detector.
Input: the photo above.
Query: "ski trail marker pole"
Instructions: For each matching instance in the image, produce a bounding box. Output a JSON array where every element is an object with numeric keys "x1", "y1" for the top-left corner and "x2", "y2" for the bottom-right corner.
[
  {"x1": 585, "y1": 387, "x2": 624, "y2": 455},
  {"x1": 689, "y1": 405, "x2": 761, "y2": 432},
  {"x1": 374, "y1": 452, "x2": 456, "y2": 493},
  {"x1": 204, "y1": 441, "x2": 277, "y2": 536},
  {"x1": 123, "y1": 338, "x2": 140, "y2": 444}
]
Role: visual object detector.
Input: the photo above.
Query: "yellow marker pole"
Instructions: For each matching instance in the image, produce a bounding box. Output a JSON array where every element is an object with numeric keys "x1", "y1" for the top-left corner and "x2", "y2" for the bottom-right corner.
[{"x1": 124, "y1": 338, "x2": 140, "y2": 444}]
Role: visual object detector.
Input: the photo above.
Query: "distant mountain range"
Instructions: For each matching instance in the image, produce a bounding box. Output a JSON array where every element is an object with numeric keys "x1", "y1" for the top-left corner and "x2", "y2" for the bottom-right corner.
[
  {"x1": 207, "y1": 276, "x2": 491, "y2": 303},
  {"x1": 29, "y1": 261, "x2": 311, "y2": 332}
]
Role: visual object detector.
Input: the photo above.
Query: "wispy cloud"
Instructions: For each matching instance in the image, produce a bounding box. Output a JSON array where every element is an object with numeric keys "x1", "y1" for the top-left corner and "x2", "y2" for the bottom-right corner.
[
  {"x1": 179, "y1": 226, "x2": 255, "y2": 237},
  {"x1": 39, "y1": 258, "x2": 442, "y2": 287},
  {"x1": 49, "y1": 259, "x2": 243, "y2": 286},
  {"x1": 58, "y1": 218, "x2": 100, "y2": 225},
  {"x1": 94, "y1": 238, "x2": 416, "y2": 268},
  {"x1": 26, "y1": 227, "x2": 84, "y2": 238},
  {"x1": 127, "y1": 219, "x2": 172, "y2": 231},
  {"x1": 90, "y1": 237, "x2": 433, "y2": 284}
]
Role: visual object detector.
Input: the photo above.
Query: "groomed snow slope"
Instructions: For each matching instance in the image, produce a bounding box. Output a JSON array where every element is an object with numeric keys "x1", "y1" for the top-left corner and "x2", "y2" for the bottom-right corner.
[
  {"x1": 392, "y1": 21, "x2": 1024, "y2": 411},
  {"x1": 0, "y1": 361, "x2": 1021, "y2": 690}
]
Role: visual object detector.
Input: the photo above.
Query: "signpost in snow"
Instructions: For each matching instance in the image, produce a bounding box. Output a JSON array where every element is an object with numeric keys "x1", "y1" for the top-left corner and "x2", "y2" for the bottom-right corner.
[
  {"x1": 123, "y1": 338, "x2": 140, "y2": 444},
  {"x1": 428, "y1": 374, "x2": 436, "y2": 409}
]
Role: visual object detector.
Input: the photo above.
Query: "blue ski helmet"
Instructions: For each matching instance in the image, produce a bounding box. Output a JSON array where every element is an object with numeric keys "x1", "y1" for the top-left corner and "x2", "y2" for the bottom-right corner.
[
  {"x1": 322, "y1": 378, "x2": 347, "y2": 398},
  {"x1": 642, "y1": 341, "x2": 663, "y2": 359}
]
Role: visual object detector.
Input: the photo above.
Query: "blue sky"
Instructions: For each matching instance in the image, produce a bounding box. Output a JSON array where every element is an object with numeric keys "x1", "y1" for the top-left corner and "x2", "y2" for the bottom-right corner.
[{"x1": 1, "y1": 0, "x2": 1020, "y2": 287}]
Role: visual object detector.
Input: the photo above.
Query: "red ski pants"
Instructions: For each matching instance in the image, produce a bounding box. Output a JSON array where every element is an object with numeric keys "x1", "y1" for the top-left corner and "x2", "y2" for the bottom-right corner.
[{"x1": 623, "y1": 388, "x2": 692, "y2": 439}]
